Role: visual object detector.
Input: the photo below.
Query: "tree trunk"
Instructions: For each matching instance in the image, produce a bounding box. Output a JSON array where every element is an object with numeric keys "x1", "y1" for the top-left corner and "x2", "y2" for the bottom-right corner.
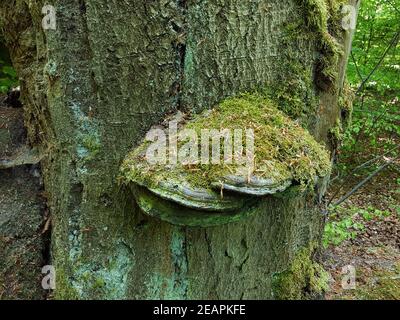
[{"x1": 0, "y1": 0, "x2": 358, "y2": 299}]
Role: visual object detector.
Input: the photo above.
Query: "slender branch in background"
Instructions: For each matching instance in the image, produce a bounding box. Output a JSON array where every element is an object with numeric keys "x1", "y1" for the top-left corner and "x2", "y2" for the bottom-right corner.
[
  {"x1": 365, "y1": 108, "x2": 389, "y2": 135},
  {"x1": 386, "y1": 0, "x2": 400, "y2": 15},
  {"x1": 328, "y1": 148, "x2": 399, "y2": 206},
  {"x1": 329, "y1": 145, "x2": 400, "y2": 184},
  {"x1": 356, "y1": 29, "x2": 400, "y2": 94},
  {"x1": 352, "y1": 104, "x2": 388, "y2": 146},
  {"x1": 364, "y1": 9, "x2": 375, "y2": 66},
  {"x1": 351, "y1": 51, "x2": 364, "y2": 82},
  {"x1": 332, "y1": 156, "x2": 399, "y2": 207},
  {"x1": 353, "y1": 108, "x2": 399, "y2": 116},
  {"x1": 352, "y1": 145, "x2": 400, "y2": 171}
]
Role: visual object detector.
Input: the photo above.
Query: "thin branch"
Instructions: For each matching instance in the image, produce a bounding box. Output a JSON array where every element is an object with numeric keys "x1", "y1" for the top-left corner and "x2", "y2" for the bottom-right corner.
[
  {"x1": 353, "y1": 104, "x2": 388, "y2": 146},
  {"x1": 356, "y1": 29, "x2": 400, "y2": 94},
  {"x1": 332, "y1": 157, "x2": 399, "y2": 207},
  {"x1": 352, "y1": 145, "x2": 400, "y2": 171},
  {"x1": 386, "y1": 0, "x2": 400, "y2": 15},
  {"x1": 351, "y1": 51, "x2": 364, "y2": 82},
  {"x1": 330, "y1": 145, "x2": 400, "y2": 185}
]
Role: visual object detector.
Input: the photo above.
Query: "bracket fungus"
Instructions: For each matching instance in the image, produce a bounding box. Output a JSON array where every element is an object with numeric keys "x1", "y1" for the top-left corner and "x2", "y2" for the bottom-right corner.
[{"x1": 121, "y1": 93, "x2": 332, "y2": 227}]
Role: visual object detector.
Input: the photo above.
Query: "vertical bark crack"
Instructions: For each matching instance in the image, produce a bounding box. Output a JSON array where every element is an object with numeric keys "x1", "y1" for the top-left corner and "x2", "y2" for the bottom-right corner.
[{"x1": 174, "y1": 0, "x2": 188, "y2": 112}]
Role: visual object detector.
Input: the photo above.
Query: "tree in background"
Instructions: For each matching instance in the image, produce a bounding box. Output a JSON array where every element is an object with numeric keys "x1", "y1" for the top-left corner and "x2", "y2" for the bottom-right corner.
[{"x1": 339, "y1": 0, "x2": 399, "y2": 173}]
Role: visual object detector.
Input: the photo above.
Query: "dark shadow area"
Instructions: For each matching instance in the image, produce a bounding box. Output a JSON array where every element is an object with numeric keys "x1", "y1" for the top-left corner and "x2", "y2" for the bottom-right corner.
[{"x1": 0, "y1": 42, "x2": 48, "y2": 299}]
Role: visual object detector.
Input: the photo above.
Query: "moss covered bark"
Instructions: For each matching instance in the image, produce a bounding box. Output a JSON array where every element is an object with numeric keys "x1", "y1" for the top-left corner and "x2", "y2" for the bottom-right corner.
[{"x1": 0, "y1": 0, "x2": 357, "y2": 299}]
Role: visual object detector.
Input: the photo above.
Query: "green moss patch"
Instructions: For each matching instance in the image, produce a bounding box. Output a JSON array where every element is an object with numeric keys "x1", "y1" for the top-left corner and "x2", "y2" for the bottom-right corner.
[
  {"x1": 297, "y1": 0, "x2": 344, "y2": 88},
  {"x1": 272, "y1": 245, "x2": 330, "y2": 300}
]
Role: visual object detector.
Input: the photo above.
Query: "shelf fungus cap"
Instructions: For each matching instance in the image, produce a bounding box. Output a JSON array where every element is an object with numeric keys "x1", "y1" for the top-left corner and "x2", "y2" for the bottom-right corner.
[
  {"x1": 211, "y1": 175, "x2": 292, "y2": 196},
  {"x1": 121, "y1": 93, "x2": 332, "y2": 227}
]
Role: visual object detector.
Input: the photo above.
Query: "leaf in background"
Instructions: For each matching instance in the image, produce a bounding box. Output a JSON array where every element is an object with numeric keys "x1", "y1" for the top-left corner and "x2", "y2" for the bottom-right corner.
[{"x1": 1, "y1": 65, "x2": 17, "y2": 78}]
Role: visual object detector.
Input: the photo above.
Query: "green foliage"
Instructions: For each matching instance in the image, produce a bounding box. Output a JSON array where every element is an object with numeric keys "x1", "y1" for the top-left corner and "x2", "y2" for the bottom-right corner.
[
  {"x1": 358, "y1": 206, "x2": 391, "y2": 221},
  {"x1": 340, "y1": 92, "x2": 400, "y2": 159},
  {"x1": 335, "y1": 0, "x2": 399, "y2": 178},
  {"x1": 324, "y1": 204, "x2": 394, "y2": 247},
  {"x1": 0, "y1": 38, "x2": 18, "y2": 93},
  {"x1": 0, "y1": 58, "x2": 18, "y2": 93},
  {"x1": 347, "y1": 0, "x2": 400, "y2": 92},
  {"x1": 323, "y1": 206, "x2": 365, "y2": 247}
]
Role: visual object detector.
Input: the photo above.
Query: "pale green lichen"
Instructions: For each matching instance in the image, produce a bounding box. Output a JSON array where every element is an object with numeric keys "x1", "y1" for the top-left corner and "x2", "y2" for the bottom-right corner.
[
  {"x1": 145, "y1": 228, "x2": 188, "y2": 299},
  {"x1": 70, "y1": 102, "x2": 101, "y2": 163},
  {"x1": 55, "y1": 242, "x2": 134, "y2": 300},
  {"x1": 272, "y1": 245, "x2": 330, "y2": 300}
]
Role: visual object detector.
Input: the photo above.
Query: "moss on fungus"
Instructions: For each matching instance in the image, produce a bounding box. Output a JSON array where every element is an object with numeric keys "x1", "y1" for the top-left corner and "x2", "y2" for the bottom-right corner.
[{"x1": 121, "y1": 93, "x2": 331, "y2": 196}]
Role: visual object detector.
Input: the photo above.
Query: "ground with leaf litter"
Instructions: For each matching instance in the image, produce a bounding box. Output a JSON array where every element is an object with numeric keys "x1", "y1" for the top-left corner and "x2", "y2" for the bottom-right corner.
[
  {"x1": 0, "y1": 93, "x2": 47, "y2": 299},
  {"x1": 322, "y1": 138, "x2": 400, "y2": 300}
]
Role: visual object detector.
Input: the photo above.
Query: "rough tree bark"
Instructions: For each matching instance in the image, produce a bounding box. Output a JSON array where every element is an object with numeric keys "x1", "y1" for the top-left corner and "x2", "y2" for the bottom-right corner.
[{"x1": 0, "y1": 0, "x2": 358, "y2": 299}]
